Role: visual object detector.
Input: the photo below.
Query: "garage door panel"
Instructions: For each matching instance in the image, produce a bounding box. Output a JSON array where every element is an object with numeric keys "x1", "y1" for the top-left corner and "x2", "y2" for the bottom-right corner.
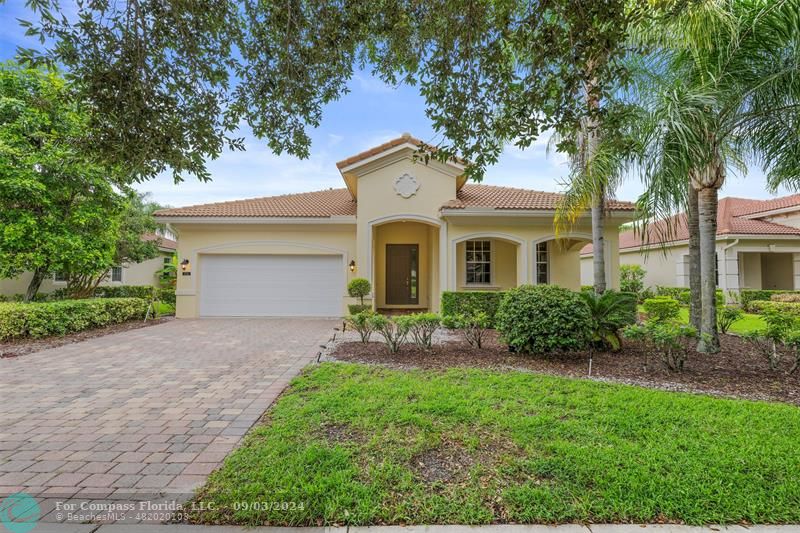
[{"x1": 199, "y1": 254, "x2": 343, "y2": 317}]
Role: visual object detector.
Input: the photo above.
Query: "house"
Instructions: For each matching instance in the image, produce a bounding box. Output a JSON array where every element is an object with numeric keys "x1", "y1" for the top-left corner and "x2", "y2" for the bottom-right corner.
[
  {"x1": 580, "y1": 194, "x2": 800, "y2": 294},
  {"x1": 155, "y1": 134, "x2": 635, "y2": 318},
  {"x1": 0, "y1": 233, "x2": 177, "y2": 297}
]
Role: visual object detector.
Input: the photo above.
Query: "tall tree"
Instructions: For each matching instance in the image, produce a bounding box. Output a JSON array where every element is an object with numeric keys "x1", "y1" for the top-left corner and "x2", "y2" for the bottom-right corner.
[
  {"x1": 365, "y1": 0, "x2": 647, "y2": 293},
  {"x1": 65, "y1": 190, "x2": 162, "y2": 298},
  {"x1": 635, "y1": 0, "x2": 800, "y2": 352},
  {"x1": 0, "y1": 62, "x2": 123, "y2": 301}
]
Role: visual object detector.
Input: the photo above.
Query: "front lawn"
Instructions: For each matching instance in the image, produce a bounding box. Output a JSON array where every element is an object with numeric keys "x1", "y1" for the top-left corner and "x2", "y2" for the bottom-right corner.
[
  {"x1": 675, "y1": 307, "x2": 766, "y2": 334},
  {"x1": 190, "y1": 363, "x2": 800, "y2": 526}
]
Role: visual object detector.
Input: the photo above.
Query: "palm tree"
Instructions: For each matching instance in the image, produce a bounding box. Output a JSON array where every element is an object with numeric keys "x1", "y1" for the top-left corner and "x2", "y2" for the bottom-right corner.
[
  {"x1": 554, "y1": 100, "x2": 641, "y2": 294},
  {"x1": 634, "y1": 0, "x2": 800, "y2": 352}
]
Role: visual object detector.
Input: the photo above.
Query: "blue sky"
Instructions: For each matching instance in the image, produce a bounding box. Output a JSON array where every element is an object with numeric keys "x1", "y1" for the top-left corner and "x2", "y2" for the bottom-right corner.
[{"x1": 0, "y1": 0, "x2": 790, "y2": 208}]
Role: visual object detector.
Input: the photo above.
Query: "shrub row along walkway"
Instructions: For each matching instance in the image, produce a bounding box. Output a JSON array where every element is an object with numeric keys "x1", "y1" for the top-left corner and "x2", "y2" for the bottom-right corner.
[{"x1": 0, "y1": 318, "x2": 336, "y2": 520}]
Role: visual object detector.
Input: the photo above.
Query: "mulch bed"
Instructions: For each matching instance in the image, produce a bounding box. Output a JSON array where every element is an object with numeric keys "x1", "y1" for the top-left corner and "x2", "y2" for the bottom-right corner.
[
  {"x1": 331, "y1": 331, "x2": 800, "y2": 406},
  {"x1": 0, "y1": 317, "x2": 173, "y2": 359}
]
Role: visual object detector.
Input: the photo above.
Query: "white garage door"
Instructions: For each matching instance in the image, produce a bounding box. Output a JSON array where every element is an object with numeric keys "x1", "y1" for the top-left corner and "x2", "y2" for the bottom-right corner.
[{"x1": 199, "y1": 254, "x2": 343, "y2": 317}]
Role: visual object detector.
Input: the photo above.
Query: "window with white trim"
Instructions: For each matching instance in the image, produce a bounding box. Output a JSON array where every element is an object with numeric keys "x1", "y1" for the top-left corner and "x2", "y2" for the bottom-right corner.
[
  {"x1": 536, "y1": 242, "x2": 549, "y2": 284},
  {"x1": 111, "y1": 266, "x2": 123, "y2": 282},
  {"x1": 465, "y1": 240, "x2": 492, "y2": 285}
]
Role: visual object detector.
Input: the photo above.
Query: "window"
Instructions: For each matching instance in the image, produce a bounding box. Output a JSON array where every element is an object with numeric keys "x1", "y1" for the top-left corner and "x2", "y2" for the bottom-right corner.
[
  {"x1": 536, "y1": 242, "x2": 549, "y2": 284},
  {"x1": 465, "y1": 240, "x2": 492, "y2": 285},
  {"x1": 53, "y1": 272, "x2": 67, "y2": 282},
  {"x1": 111, "y1": 266, "x2": 123, "y2": 282},
  {"x1": 163, "y1": 256, "x2": 171, "y2": 265}
]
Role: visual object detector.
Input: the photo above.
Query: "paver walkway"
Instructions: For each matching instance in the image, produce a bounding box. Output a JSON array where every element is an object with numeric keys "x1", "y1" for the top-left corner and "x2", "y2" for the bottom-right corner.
[{"x1": 0, "y1": 318, "x2": 336, "y2": 518}]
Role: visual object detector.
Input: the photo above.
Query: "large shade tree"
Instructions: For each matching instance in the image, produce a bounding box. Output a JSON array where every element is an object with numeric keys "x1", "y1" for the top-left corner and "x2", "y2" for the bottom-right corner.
[
  {"x1": 0, "y1": 63, "x2": 123, "y2": 300},
  {"x1": 15, "y1": 1, "x2": 647, "y2": 294},
  {"x1": 635, "y1": 0, "x2": 800, "y2": 352}
]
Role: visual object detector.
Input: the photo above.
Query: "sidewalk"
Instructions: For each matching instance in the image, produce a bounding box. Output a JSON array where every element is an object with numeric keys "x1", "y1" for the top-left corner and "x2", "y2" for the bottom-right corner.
[{"x1": 24, "y1": 524, "x2": 800, "y2": 533}]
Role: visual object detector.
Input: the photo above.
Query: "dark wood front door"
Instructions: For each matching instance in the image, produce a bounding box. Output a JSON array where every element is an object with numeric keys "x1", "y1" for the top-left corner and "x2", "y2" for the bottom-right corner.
[{"x1": 386, "y1": 244, "x2": 419, "y2": 305}]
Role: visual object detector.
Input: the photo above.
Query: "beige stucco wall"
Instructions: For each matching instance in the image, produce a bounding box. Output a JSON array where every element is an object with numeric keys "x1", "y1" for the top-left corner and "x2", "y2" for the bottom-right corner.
[
  {"x1": 455, "y1": 238, "x2": 518, "y2": 290},
  {"x1": 582, "y1": 243, "x2": 686, "y2": 289},
  {"x1": 448, "y1": 221, "x2": 618, "y2": 292},
  {"x1": 740, "y1": 252, "x2": 762, "y2": 289},
  {"x1": 352, "y1": 152, "x2": 460, "y2": 312},
  {"x1": 0, "y1": 252, "x2": 172, "y2": 297},
  {"x1": 761, "y1": 253, "x2": 794, "y2": 290},
  {"x1": 167, "y1": 152, "x2": 627, "y2": 316},
  {"x1": 170, "y1": 224, "x2": 357, "y2": 317}
]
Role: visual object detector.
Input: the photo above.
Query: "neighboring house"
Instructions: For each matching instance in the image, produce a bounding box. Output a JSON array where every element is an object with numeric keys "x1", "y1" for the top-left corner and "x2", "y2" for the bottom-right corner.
[
  {"x1": 0, "y1": 234, "x2": 177, "y2": 297},
  {"x1": 580, "y1": 194, "x2": 800, "y2": 295},
  {"x1": 155, "y1": 134, "x2": 634, "y2": 318}
]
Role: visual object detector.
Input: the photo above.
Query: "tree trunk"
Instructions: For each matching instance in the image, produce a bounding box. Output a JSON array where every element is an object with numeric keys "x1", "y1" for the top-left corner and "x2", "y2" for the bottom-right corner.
[
  {"x1": 592, "y1": 188, "x2": 606, "y2": 294},
  {"x1": 697, "y1": 186, "x2": 720, "y2": 353},
  {"x1": 687, "y1": 182, "x2": 702, "y2": 330},
  {"x1": 25, "y1": 267, "x2": 47, "y2": 302},
  {"x1": 584, "y1": 73, "x2": 606, "y2": 294}
]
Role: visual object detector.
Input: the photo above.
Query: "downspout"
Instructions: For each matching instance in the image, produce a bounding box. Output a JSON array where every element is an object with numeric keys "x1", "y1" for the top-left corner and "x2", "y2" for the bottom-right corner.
[{"x1": 721, "y1": 239, "x2": 740, "y2": 303}]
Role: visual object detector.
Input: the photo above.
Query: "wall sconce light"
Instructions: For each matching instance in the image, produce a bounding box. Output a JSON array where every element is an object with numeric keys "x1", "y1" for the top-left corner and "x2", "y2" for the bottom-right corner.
[
  {"x1": 349, "y1": 260, "x2": 356, "y2": 272},
  {"x1": 180, "y1": 259, "x2": 190, "y2": 272}
]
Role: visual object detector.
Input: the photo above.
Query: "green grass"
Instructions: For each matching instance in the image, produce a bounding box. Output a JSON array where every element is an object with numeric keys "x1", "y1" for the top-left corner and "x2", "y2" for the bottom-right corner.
[
  {"x1": 192, "y1": 363, "x2": 800, "y2": 526},
  {"x1": 639, "y1": 306, "x2": 766, "y2": 334},
  {"x1": 154, "y1": 301, "x2": 175, "y2": 316}
]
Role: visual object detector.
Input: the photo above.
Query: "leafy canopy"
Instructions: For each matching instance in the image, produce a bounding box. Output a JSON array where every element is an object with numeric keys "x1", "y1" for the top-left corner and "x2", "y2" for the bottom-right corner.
[{"x1": 0, "y1": 62, "x2": 122, "y2": 287}]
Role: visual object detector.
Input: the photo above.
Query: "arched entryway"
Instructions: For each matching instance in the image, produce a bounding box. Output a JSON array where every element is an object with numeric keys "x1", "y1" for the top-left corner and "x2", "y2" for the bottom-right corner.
[
  {"x1": 369, "y1": 215, "x2": 443, "y2": 311},
  {"x1": 534, "y1": 234, "x2": 594, "y2": 289}
]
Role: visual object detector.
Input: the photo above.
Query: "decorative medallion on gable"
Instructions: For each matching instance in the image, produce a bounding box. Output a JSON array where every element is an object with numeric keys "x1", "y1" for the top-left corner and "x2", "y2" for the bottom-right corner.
[{"x1": 394, "y1": 173, "x2": 420, "y2": 199}]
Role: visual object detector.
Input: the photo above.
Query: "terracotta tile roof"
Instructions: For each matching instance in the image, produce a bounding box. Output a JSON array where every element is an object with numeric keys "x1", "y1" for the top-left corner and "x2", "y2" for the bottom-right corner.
[
  {"x1": 730, "y1": 193, "x2": 800, "y2": 216},
  {"x1": 142, "y1": 233, "x2": 177, "y2": 250},
  {"x1": 154, "y1": 189, "x2": 357, "y2": 218},
  {"x1": 336, "y1": 133, "x2": 465, "y2": 169},
  {"x1": 443, "y1": 184, "x2": 636, "y2": 211},
  {"x1": 581, "y1": 196, "x2": 800, "y2": 254}
]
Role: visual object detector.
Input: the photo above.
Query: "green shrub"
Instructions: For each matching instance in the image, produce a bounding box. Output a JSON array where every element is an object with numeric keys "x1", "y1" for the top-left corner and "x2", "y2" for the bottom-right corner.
[
  {"x1": 642, "y1": 296, "x2": 681, "y2": 323},
  {"x1": 579, "y1": 290, "x2": 637, "y2": 352},
  {"x1": 347, "y1": 304, "x2": 371, "y2": 315},
  {"x1": 655, "y1": 286, "x2": 686, "y2": 300},
  {"x1": 750, "y1": 300, "x2": 800, "y2": 316},
  {"x1": 771, "y1": 293, "x2": 800, "y2": 303},
  {"x1": 623, "y1": 321, "x2": 697, "y2": 372},
  {"x1": 346, "y1": 310, "x2": 376, "y2": 343},
  {"x1": 742, "y1": 307, "x2": 799, "y2": 371},
  {"x1": 740, "y1": 289, "x2": 800, "y2": 311},
  {"x1": 395, "y1": 313, "x2": 440, "y2": 349},
  {"x1": 347, "y1": 278, "x2": 371, "y2": 306},
  {"x1": 717, "y1": 305, "x2": 744, "y2": 334},
  {"x1": 50, "y1": 285, "x2": 157, "y2": 301},
  {"x1": 444, "y1": 311, "x2": 491, "y2": 348},
  {"x1": 620, "y1": 265, "x2": 645, "y2": 295},
  {"x1": 441, "y1": 291, "x2": 505, "y2": 327},
  {"x1": 368, "y1": 314, "x2": 410, "y2": 354},
  {"x1": 496, "y1": 285, "x2": 591, "y2": 354},
  {"x1": 0, "y1": 298, "x2": 149, "y2": 341},
  {"x1": 157, "y1": 287, "x2": 176, "y2": 305}
]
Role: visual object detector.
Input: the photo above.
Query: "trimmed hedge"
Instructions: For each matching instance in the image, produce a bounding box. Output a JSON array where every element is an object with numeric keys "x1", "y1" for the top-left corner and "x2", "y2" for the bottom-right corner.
[
  {"x1": 48, "y1": 285, "x2": 176, "y2": 304},
  {"x1": 441, "y1": 291, "x2": 505, "y2": 327},
  {"x1": 749, "y1": 300, "x2": 800, "y2": 316},
  {"x1": 0, "y1": 298, "x2": 149, "y2": 341},
  {"x1": 655, "y1": 286, "x2": 724, "y2": 305},
  {"x1": 496, "y1": 285, "x2": 592, "y2": 354},
  {"x1": 740, "y1": 289, "x2": 800, "y2": 311}
]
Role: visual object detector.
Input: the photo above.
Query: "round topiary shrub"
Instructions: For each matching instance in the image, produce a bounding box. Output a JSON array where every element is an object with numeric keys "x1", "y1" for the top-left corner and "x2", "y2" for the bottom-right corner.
[{"x1": 496, "y1": 284, "x2": 592, "y2": 354}]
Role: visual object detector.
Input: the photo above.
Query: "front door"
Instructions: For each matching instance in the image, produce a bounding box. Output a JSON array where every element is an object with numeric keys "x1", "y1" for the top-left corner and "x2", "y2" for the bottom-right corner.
[{"x1": 386, "y1": 244, "x2": 419, "y2": 305}]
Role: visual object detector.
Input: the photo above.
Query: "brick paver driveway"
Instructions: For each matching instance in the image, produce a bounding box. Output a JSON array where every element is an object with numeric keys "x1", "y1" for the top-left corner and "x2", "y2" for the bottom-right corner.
[{"x1": 0, "y1": 318, "x2": 336, "y2": 514}]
